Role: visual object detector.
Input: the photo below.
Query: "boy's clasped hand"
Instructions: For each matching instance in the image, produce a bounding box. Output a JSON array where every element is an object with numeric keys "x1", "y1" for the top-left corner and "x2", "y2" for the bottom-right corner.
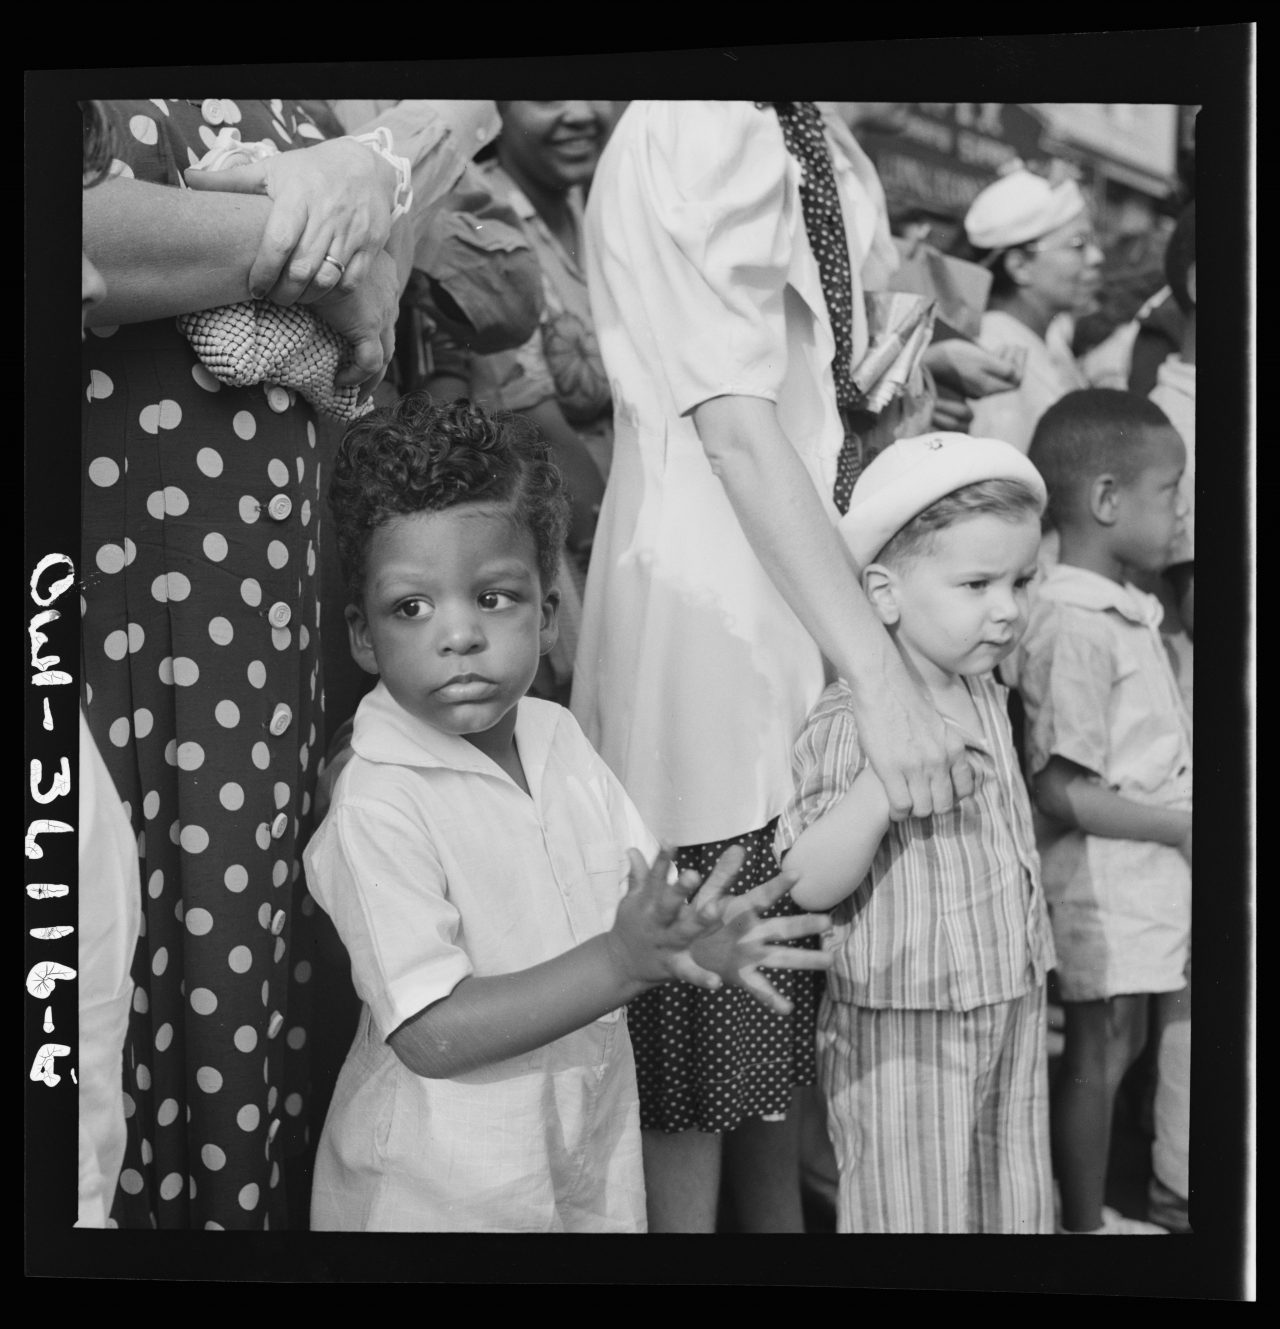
[{"x1": 606, "y1": 845, "x2": 832, "y2": 1015}]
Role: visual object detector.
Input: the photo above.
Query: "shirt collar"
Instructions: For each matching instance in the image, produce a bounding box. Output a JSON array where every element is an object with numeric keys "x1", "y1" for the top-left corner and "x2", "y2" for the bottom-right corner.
[
  {"x1": 943, "y1": 675, "x2": 1001, "y2": 756},
  {"x1": 351, "y1": 681, "x2": 561, "y2": 792},
  {"x1": 1036, "y1": 563, "x2": 1164, "y2": 628},
  {"x1": 832, "y1": 674, "x2": 995, "y2": 756},
  {"x1": 483, "y1": 160, "x2": 585, "y2": 275}
]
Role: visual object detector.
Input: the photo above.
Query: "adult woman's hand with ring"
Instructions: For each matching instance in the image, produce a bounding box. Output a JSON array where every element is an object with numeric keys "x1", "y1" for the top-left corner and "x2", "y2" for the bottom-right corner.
[
  {"x1": 184, "y1": 135, "x2": 399, "y2": 305},
  {"x1": 311, "y1": 246, "x2": 400, "y2": 401}
]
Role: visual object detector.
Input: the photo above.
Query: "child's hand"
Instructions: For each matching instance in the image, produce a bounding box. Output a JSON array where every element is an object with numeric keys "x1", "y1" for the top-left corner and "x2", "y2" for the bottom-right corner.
[
  {"x1": 682, "y1": 870, "x2": 833, "y2": 1016},
  {"x1": 606, "y1": 845, "x2": 745, "y2": 991}
]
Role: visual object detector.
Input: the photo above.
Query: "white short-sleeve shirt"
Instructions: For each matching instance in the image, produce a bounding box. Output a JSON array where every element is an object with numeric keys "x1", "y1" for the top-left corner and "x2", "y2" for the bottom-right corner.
[
  {"x1": 1009, "y1": 565, "x2": 1192, "y2": 999},
  {"x1": 305, "y1": 684, "x2": 657, "y2": 1231}
]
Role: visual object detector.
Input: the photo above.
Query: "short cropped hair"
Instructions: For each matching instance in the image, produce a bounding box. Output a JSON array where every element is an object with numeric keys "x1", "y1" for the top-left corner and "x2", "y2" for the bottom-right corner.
[
  {"x1": 1165, "y1": 202, "x2": 1196, "y2": 315},
  {"x1": 329, "y1": 394, "x2": 569, "y2": 604},
  {"x1": 80, "y1": 101, "x2": 114, "y2": 187},
  {"x1": 1028, "y1": 388, "x2": 1173, "y2": 529},
  {"x1": 876, "y1": 478, "x2": 1044, "y2": 568}
]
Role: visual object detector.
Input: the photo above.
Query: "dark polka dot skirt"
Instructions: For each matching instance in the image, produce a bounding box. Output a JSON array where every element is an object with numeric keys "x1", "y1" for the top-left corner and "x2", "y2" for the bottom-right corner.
[{"x1": 626, "y1": 820, "x2": 821, "y2": 1134}]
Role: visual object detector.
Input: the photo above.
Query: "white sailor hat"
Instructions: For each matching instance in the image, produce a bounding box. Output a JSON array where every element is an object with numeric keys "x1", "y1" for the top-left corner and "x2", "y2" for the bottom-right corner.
[
  {"x1": 964, "y1": 167, "x2": 1087, "y2": 252},
  {"x1": 838, "y1": 432, "x2": 1047, "y2": 568}
]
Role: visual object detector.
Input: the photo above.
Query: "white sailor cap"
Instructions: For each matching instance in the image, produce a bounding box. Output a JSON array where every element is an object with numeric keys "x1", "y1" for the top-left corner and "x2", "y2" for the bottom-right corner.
[
  {"x1": 838, "y1": 432, "x2": 1047, "y2": 568},
  {"x1": 964, "y1": 167, "x2": 1087, "y2": 251}
]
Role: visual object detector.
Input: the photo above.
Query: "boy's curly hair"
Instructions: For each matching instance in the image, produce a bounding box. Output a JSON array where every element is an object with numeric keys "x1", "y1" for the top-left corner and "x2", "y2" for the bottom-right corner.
[{"x1": 329, "y1": 394, "x2": 569, "y2": 604}]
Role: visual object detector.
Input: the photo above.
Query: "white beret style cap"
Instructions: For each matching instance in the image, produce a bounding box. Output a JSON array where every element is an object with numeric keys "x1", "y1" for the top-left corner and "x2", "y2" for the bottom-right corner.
[
  {"x1": 837, "y1": 432, "x2": 1048, "y2": 568},
  {"x1": 963, "y1": 167, "x2": 1087, "y2": 251}
]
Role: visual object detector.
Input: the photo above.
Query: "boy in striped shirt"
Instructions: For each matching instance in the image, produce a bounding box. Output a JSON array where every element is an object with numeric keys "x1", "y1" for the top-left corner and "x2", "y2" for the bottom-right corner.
[{"x1": 775, "y1": 432, "x2": 1057, "y2": 1233}]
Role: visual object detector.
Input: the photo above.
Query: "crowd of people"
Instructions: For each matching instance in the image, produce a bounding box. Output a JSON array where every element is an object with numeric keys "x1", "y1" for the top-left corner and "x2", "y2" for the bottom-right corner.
[{"x1": 77, "y1": 97, "x2": 1197, "y2": 1236}]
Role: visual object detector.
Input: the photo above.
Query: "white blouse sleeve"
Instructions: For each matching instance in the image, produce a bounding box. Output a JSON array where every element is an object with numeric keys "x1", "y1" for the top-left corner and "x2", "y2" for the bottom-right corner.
[
  {"x1": 305, "y1": 800, "x2": 472, "y2": 1041},
  {"x1": 614, "y1": 100, "x2": 797, "y2": 416}
]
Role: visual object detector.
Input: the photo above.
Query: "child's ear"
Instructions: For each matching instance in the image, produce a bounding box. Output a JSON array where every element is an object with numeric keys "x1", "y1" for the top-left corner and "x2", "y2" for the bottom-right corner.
[
  {"x1": 1089, "y1": 474, "x2": 1121, "y2": 525},
  {"x1": 345, "y1": 603, "x2": 381, "y2": 677},
  {"x1": 538, "y1": 586, "x2": 561, "y2": 658},
  {"x1": 861, "y1": 563, "x2": 900, "y2": 626}
]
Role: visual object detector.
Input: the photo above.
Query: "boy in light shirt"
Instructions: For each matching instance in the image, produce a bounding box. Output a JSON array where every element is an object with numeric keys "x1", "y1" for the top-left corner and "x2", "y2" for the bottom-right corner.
[{"x1": 1016, "y1": 388, "x2": 1192, "y2": 1235}]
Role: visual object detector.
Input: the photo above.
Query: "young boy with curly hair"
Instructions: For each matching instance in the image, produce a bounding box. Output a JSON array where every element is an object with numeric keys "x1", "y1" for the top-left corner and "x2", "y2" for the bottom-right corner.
[{"x1": 305, "y1": 394, "x2": 831, "y2": 1231}]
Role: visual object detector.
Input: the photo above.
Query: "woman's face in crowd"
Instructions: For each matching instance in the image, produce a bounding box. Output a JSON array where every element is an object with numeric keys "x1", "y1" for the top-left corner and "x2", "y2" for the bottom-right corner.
[
  {"x1": 1017, "y1": 212, "x2": 1104, "y2": 315},
  {"x1": 497, "y1": 101, "x2": 614, "y2": 192}
]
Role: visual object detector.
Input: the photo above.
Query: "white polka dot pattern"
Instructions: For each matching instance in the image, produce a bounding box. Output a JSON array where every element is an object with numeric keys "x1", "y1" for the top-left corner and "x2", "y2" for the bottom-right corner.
[{"x1": 81, "y1": 96, "x2": 326, "y2": 1233}]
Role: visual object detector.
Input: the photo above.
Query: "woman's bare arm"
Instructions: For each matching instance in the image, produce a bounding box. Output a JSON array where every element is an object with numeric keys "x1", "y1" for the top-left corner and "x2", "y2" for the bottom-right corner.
[
  {"x1": 691, "y1": 394, "x2": 972, "y2": 819},
  {"x1": 82, "y1": 177, "x2": 274, "y2": 326}
]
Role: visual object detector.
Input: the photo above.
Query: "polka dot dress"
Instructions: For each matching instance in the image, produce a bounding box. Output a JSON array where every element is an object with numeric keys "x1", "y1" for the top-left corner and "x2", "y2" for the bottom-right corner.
[
  {"x1": 81, "y1": 100, "x2": 328, "y2": 1230},
  {"x1": 626, "y1": 821, "x2": 822, "y2": 1133},
  {"x1": 774, "y1": 101, "x2": 870, "y2": 514}
]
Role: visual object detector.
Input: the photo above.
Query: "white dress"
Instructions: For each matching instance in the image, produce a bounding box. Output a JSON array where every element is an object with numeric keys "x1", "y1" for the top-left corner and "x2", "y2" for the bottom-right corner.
[
  {"x1": 572, "y1": 100, "x2": 890, "y2": 847},
  {"x1": 76, "y1": 713, "x2": 141, "y2": 1228}
]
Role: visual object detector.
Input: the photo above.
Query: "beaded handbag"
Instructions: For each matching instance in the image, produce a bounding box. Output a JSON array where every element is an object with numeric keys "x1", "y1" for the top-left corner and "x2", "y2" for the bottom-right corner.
[
  {"x1": 176, "y1": 126, "x2": 373, "y2": 422},
  {"x1": 177, "y1": 299, "x2": 372, "y2": 422}
]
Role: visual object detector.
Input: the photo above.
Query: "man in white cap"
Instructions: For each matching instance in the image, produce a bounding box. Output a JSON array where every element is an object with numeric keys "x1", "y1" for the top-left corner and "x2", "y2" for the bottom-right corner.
[
  {"x1": 774, "y1": 431, "x2": 1058, "y2": 1232},
  {"x1": 963, "y1": 166, "x2": 1104, "y2": 452}
]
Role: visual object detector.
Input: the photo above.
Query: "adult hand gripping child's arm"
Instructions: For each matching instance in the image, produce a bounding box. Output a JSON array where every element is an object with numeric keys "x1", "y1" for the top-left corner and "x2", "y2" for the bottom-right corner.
[
  {"x1": 387, "y1": 847, "x2": 832, "y2": 1080},
  {"x1": 780, "y1": 766, "x2": 893, "y2": 914},
  {"x1": 691, "y1": 395, "x2": 974, "y2": 823}
]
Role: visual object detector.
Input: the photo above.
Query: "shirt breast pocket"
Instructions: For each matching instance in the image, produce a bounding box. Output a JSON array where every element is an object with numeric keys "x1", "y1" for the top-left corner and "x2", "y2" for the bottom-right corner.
[
  {"x1": 582, "y1": 841, "x2": 627, "y2": 1025},
  {"x1": 583, "y1": 841, "x2": 627, "y2": 898}
]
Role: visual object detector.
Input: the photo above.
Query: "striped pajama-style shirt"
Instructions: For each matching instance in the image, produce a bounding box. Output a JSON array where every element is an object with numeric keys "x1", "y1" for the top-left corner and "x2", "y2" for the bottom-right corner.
[{"x1": 775, "y1": 674, "x2": 1056, "y2": 1232}]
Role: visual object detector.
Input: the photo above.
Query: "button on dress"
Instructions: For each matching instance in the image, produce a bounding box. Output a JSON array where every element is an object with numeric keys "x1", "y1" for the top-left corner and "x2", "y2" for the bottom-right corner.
[{"x1": 81, "y1": 98, "x2": 328, "y2": 1230}]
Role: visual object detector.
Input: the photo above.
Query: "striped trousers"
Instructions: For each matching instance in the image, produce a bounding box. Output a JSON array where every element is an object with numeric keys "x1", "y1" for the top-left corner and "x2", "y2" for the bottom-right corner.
[{"x1": 818, "y1": 986, "x2": 1053, "y2": 1233}]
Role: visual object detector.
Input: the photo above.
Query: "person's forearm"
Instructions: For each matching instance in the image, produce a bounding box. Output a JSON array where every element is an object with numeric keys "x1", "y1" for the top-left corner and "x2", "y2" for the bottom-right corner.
[
  {"x1": 786, "y1": 770, "x2": 892, "y2": 912},
  {"x1": 692, "y1": 396, "x2": 902, "y2": 702},
  {"x1": 1035, "y1": 765, "x2": 1190, "y2": 847},
  {"x1": 83, "y1": 178, "x2": 274, "y2": 325},
  {"x1": 388, "y1": 934, "x2": 646, "y2": 1079}
]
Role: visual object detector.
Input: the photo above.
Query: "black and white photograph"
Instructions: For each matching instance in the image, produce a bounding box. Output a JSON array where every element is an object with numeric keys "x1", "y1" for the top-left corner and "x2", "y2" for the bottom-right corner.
[{"x1": 26, "y1": 31, "x2": 1253, "y2": 1294}]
